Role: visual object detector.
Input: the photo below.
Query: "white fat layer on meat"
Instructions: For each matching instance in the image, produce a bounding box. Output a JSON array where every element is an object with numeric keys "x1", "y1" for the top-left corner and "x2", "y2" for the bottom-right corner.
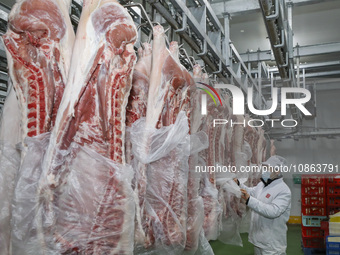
[
  {"x1": 46, "y1": 173, "x2": 56, "y2": 186},
  {"x1": 141, "y1": 43, "x2": 152, "y2": 76},
  {"x1": 3, "y1": 44, "x2": 28, "y2": 147},
  {"x1": 169, "y1": 42, "x2": 180, "y2": 65},
  {"x1": 56, "y1": 0, "x2": 76, "y2": 81},
  {"x1": 0, "y1": 80, "x2": 22, "y2": 148},
  {"x1": 193, "y1": 64, "x2": 202, "y2": 79},
  {"x1": 117, "y1": 43, "x2": 136, "y2": 165},
  {"x1": 146, "y1": 26, "x2": 171, "y2": 128}
]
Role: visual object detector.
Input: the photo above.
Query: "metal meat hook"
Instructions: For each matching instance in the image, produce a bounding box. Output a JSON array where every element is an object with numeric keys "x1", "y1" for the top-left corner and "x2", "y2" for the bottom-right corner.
[
  {"x1": 164, "y1": 27, "x2": 176, "y2": 48},
  {"x1": 136, "y1": 22, "x2": 160, "y2": 46},
  {"x1": 213, "y1": 60, "x2": 222, "y2": 74},
  {"x1": 189, "y1": 56, "x2": 198, "y2": 66},
  {"x1": 123, "y1": 3, "x2": 159, "y2": 43},
  {"x1": 179, "y1": 48, "x2": 194, "y2": 69},
  {"x1": 124, "y1": 3, "x2": 153, "y2": 30}
]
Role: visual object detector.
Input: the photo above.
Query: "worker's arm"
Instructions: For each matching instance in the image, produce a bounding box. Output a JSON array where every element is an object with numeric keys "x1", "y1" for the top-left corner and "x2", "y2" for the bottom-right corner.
[{"x1": 246, "y1": 190, "x2": 291, "y2": 219}]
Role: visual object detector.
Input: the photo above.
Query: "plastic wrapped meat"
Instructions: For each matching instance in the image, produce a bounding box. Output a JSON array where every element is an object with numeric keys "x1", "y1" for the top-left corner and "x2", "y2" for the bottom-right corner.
[
  {"x1": 0, "y1": 81, "x2": 22, "y2": 255},
  {"x1": 55, "y1": 145, "x2": 135, "y2": 254},
  {"x1": 10, "y1": 134, "x2": 135, "y2": 254},
  {"x1": 41, "y1": 0, "x2": 137, "y2": 193},
  {"x1": 0, "y1": 140, "x2": 21, "y2": 255},
  {"x1": 130, "y1": 25, "x2": 192, "y2": 253},
  {"x1": 130, "y1": 111, "x2": 190, "y2": 254},
  {"x1": 218, "y1": 180, "x2": 244, "y2": 246},
  {"x1": 1, "y1": 0, "x2": 74, "y2": 249},
  {"x1": 199, "y1": 100, "x2": 222, "y2": 241}
]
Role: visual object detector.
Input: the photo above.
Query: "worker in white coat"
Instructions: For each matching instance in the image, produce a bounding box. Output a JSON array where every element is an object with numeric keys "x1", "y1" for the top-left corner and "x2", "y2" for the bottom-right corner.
[{"x1": 235, "y1": 155, "x2": 291, "y2": 255}]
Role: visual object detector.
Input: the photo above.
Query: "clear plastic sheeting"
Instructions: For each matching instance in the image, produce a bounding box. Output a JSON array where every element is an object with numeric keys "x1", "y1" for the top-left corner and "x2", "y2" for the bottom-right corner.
[
  {"x1": 246, "y1": 163, "x2": 262, "y2": 187},
  {"x1": 240, "y1": 142, "x2": 260, "y2": 235},
  {"x1": 193, "y1": 231, "x2": 214, "y2": 255},
  {"x1": 235, "y1": 152, "x2": 249, "y2": 183},
  {"x1": 131, "y1": 111, "x2": 191, "y2": 255},
  {"x1": 242, "y1": 141, "x2": 252, "y2": 162},
  {"x1": 190, "y1": 131, "x2": 209, "y2": 156},
  {"x1": 219, "y1": 179, "x2": 242, "y2": 199},
  {"x1": 214, "y1": 140, "x2": 253, "y2": 247},
  {"x1": 10, "y1": 134, "x2": 135, "y2": 255},
  {"x1": 0, "y1": 141, "x2": 21, "y2": 255},
  {"x1": 131, "y1": 112, "x2": 213, "y2": 255},
  {"x1": 218, "y1": 180, "x2": 245, "y2": 247},
  {"x1": 55, "y1": 145, "x2": 135, "y2": 254},
  {"x1": 218, "y1": 212, "x2": 243, "y2": 247},
  {"x1": 130, "y1": 111, "x2": 189, "y2": 164},
  {"x1": 200, "y1": 172, "x2": 222, "y2": 241},
  {"x1": 10, "y1": 133, "x2": 51, "y2": 255},
  {"x1": 239, "y1": 206, "x2": 252, "y2": 234},
  {"x1": 235, "y1": 141, "x2": 253, "y2": 183},
  {"x1": 185, "y1": 131, "x2": 209, "y2": 254},
  {"x1": 185, "y1": 195, "x2": 204, "y2": 253}
]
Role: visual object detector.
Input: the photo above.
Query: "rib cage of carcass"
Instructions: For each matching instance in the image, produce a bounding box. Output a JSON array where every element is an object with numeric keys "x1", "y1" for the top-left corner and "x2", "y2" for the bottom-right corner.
[{"x1": 0, "y1": 0, "x2": 269, "y2": 254}]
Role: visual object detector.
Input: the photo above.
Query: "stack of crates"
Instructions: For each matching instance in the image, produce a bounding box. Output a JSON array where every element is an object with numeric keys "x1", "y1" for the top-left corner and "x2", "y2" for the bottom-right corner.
[
  {"x1": 326, "y1": 236, "x2": 340, "y2": 255},
  {"x1": 301, "y1": 175, "x2": 328, "y2": 251},
  {"x1": 327, "y1": 211, "x2": 340, "y2": 254},
  {"x1": 327, "y1": 175, "x2": 340, "y2": 216}
]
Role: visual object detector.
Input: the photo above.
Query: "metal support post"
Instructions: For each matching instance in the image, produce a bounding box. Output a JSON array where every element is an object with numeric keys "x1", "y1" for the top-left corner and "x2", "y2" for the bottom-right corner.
[
  {"x1": 223, "y1": 13, "x2": 231, "y2": 66},
  {"x1": 258, "y1": 61, "x2": 263, "y2": 108}
]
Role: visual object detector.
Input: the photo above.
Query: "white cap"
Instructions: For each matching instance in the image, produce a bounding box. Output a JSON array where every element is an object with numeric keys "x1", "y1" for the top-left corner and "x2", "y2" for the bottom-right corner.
[{"x1": 262, "y1": 155, "x2": 287, "y2": 168}]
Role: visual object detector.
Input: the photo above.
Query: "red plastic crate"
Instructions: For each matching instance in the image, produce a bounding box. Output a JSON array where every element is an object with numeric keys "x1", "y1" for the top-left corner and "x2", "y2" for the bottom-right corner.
[
  {"x1": 328, "y1": 196, "x2": 340, "y2": 207},
  {"x1": 327, "y1": 206, "x2": 340, "y2": 216},
  {"x1": 302, "y1": 226, "x2": 324, "y2": 238},
  {"x1": 321, "y1": 221, "x2": 329, "y2": 231},
  {"x1": 302, "y1": 175, "x2": 326, "y2": 186},
  {"x1": 302, "y1": 236, "x2": 325, "y2": 248},
  {"x1": 327, "y1": 175, "x2": 340, "y2": 185},
  {"x1": 302, "y1": 186, "x2": 325, "y2": 196},
  {"x1": 302, "y1": 206, "x2": 327, "y2": 216},
  {"x1": 327, "y1": 184, "x2": 340, "y2": 196},
  {"x1": 320, "y1": 221, "x2": 329, "y2": 240},
  {"x1": 302, "y1": 195, "x2": 326, "y2": 207}
]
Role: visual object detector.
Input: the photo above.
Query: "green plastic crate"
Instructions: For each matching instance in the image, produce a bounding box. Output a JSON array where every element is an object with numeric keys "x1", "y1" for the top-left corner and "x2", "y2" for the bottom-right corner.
[
  {"x1": 293, "y1": 174, "x2": 302, "y2": 184},
  {"x1": 302, "y1": 215, "x2": 328, "y2": 227}
]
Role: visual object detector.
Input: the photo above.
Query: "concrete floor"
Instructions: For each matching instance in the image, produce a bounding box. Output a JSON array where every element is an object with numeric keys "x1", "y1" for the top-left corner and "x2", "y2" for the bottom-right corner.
[{"x1": 210, "y1": 224, "x2": 304, "y2": 255}]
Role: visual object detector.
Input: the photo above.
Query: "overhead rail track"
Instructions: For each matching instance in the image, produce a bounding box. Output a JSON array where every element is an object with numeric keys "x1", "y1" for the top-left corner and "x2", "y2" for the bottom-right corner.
[{"x1": 258, "y1": 0, "x2": 300, "y2": 120}]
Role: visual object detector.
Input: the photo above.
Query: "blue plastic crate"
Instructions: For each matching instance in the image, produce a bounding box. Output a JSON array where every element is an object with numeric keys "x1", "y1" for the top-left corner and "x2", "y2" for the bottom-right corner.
[
  {"x1": 303, "y1": 247, "x2": 326, "y2": 255},
  {"x1": 327, "y1": 251, "x2": 340, "y2": 255},
  {"x1": 303, "y1": 215, "x2": 328, "y2": 227},
  {"x1": 326, "y1": 236, "x2": 340, "y2": 255}
]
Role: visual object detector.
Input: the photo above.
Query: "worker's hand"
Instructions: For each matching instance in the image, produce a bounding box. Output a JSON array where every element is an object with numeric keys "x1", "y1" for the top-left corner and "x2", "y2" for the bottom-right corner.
[{"x1": 240, "y1": 189, "x2": 250, "y2": 200}]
